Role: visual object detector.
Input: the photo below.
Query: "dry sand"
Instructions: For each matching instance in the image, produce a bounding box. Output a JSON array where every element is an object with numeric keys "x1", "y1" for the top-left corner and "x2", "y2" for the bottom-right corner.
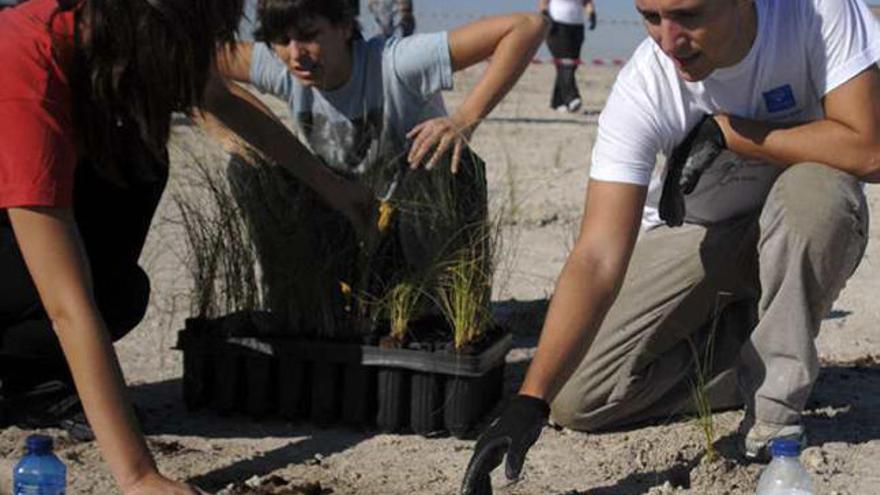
[{"x1": 1, "y1": 63, "x2": 879, "y2": 495}]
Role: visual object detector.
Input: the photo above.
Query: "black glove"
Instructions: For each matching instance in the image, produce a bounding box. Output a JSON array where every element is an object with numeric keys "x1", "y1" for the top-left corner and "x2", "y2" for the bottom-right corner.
[
  {"x1": 460, "y1": 395, "x2": 550, "y2": 495},
  {"x1": 658, "y1": 114, "x2": 726, "y2": 227},
  {"x1": 588, "y1": 11, "x2": 597, "y2": 30}
]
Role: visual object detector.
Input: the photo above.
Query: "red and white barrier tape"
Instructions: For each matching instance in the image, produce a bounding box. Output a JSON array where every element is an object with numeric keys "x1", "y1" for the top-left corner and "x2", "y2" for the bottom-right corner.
[
  {"x1": 530, "y1": 57, "x2": 627, "y2": 67},
  {"x1": 415, "y1": 11, "x2": 644, "y2": 27}
]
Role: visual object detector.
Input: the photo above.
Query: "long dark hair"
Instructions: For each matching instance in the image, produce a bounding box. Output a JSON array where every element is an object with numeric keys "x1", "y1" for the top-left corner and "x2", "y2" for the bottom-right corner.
[
  {"x1": 254, "y1": 0, "x2": 361, "y2": 44},
  {"x1": 59, "y1": 0, "x2": 243, "y2": 183}
]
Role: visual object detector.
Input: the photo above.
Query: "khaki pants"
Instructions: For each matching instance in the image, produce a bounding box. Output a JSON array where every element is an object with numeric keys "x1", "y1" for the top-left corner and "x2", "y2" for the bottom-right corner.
[{"x1": 551, "y1": 163, "x2": 868, "y2": 430}]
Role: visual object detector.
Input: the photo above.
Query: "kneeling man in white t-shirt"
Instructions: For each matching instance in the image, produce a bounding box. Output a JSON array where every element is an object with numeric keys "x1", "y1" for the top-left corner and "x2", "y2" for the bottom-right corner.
[{"x1": 462, "y1": 0, "x2": 880, "y2": 491}]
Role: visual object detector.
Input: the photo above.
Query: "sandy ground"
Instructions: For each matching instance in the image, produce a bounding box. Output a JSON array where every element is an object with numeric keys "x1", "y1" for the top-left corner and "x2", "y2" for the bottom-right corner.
[{"x1": 2, "y1": 63, "x2": 880, "y2": 495}]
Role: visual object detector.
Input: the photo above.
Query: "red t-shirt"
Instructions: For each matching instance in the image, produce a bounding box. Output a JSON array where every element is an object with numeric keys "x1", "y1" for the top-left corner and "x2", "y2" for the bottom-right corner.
[{"x1": 0, "y1": 0, "x2": 77, "y2": 209}]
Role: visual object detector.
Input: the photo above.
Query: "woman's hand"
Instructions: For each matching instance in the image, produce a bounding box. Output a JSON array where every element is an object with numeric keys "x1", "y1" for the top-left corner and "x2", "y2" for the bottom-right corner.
[
  {"x1": 406, "y1": 115, "x2": 475, "y2": 174},
  {"x1": 123, "y1": 472, "x2": 210, "y2": 495}
]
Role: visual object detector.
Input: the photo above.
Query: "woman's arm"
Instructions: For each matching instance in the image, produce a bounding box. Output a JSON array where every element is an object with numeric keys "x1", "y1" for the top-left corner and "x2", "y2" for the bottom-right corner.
[
  {"x1": 407, "y1": 13, "x2": 550, "y2": 171},
  {"x1": 198, "y1": 67, "x2": 378, "y2": 239},
  {"x1": 7, "y1": 207, "x2": 203, "y2": 495}
]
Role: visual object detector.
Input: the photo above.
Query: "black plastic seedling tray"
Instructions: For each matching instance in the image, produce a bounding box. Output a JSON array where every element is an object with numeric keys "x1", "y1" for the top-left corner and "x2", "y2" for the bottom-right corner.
[{"x1": 176, "y1": 317, "x2": 511, "y2": 438}]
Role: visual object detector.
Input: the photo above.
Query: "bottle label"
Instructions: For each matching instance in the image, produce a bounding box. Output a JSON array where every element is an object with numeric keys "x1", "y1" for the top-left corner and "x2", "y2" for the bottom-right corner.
[{"x1": 14, "y1": 484, "x2": 64, "y2": 495}]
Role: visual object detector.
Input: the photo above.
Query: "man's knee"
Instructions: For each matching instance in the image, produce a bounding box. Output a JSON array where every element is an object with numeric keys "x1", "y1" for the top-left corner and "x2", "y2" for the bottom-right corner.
[
  {"x1": 762, "y1": 162, "x2": 867, "y2": 247},
  {"x1": 765, "y1": 163, "x2": 864, "y2": 231},
  {"x1": 550, "y1": 392, "x2": 593, "y2": 431},
  {"x1": 550, "y1": 384, "x2": 610, "y2": 431}
]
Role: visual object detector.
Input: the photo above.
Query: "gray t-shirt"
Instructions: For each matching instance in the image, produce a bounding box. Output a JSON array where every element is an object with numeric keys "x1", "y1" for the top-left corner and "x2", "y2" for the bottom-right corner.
[{"x1": 249, "y1": 33, "x2": 453, "y2": 186}]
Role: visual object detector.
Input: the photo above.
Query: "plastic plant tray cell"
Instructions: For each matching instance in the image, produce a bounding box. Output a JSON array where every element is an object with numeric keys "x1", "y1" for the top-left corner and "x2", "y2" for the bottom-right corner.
[
  {"x1": 310, "y1": 361, "x2": 342, "y2": 425},
  {"x1": 213, "y1": 344, "x2": 245, "y2": 415},
  {"x1": 409, "y1": 372, "x2": 444, "y2": 435},
  {"x1": 341, "y1": 363, "x2": 377, "y2": 426},
  {"x1": 277, "y1": 356, "x2": 309, "y2": 420},
  {"x1": 182, "y1": 347, "x2": 215, "y2": 411},
  {"x1": 244, "y1": 353, "x2": 277, "y2": 418},
  {"x1": 376, "y1": 368, "x2": 410, "y2": 432}
]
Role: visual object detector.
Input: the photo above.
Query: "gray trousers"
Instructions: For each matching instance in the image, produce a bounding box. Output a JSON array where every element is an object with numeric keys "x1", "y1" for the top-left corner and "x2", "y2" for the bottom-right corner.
[
  {"x1": 551, "y1": 163, "x2": 868, "y2": 431},
  {"x1": 367, "y1": 0, "x2": 414, "y2": 38}
]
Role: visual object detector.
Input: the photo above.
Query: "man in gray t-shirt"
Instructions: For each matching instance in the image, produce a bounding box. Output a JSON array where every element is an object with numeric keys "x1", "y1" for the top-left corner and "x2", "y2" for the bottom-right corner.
[{"x1": 201, "y1": 0, "x2": 548, "y2": 335}]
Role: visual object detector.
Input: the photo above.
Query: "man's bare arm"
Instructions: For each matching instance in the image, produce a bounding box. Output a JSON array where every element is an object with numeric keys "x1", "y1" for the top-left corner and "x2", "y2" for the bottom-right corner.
[
  {"x1": 718, "y1": 66, "x2": 880, "y2": 182},
  {"x1": 520, "y1": 180, "x2": 646, "y2": 402}
]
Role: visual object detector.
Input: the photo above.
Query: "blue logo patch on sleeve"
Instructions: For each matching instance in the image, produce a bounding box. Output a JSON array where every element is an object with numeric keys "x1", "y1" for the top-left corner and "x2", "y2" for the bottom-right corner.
[{"x1": 763, "y1": 84, "x2": 796, "y2": 113}]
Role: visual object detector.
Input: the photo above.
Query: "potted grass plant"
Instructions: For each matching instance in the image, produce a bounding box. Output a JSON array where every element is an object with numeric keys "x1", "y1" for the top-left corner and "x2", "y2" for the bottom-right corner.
[{"x1": 176, "y1": 144, "x2": 510, "y2": 435}]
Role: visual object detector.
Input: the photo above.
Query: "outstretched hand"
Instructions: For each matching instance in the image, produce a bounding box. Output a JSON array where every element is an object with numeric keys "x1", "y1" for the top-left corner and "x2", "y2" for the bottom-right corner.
[
  {"x1": 406, "y1": 115, "x2": 475, "y2": 174},
  {"x1": 460, "y1": 395, "x2": 549, "y2": 495},
  {"x1": 658, "y1": 114, "x2": 727, "y2": 227},
  {"x1": 123, "y1": 472, "x2": 210, "y2": 495}
]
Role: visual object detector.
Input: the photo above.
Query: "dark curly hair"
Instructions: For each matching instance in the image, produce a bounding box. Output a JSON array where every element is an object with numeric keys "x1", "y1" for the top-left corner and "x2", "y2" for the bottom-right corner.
[
  {"x1": 254, "y1": 0, "x2": 361, "y2": 45},
  {"x1": 57, "y1": 0, "x2": 243, "y2": 183}
]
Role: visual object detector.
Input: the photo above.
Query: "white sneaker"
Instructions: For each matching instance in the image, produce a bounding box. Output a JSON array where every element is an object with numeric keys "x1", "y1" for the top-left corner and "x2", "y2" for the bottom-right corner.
[
  {"x1": 567, "y1": 98, "x2": 582, "y2": 113},
  {"x1": 555, "y1": 105, "x2": 569, "y2": 113}
]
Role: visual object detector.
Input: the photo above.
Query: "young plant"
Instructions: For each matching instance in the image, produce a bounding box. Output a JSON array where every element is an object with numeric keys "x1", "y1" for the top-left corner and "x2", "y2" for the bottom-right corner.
[
  {"x1": 224, "y1": 152, "x2": 362, "y2": 340},
  {"x1": 686, "y1": 291, "x2": 732, "y2": 463},
  {"x1": 437, "y1": 244, "x2": 493, "y2": 351},
  {"x1": 385, "y1": 279, "x2": 422, "y2": 342},
  {"x1": 173, "y1": 155, "x2": 260, "y2": 319},
  {"x1": 687, "y1": 352, "x2": 717, "y2": 463}
]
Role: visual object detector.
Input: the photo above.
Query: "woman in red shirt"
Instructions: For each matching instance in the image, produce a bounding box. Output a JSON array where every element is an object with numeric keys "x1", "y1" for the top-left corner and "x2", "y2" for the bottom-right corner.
[{"x1": 0, "y1": 0, "x2": 242, "y2": 493}]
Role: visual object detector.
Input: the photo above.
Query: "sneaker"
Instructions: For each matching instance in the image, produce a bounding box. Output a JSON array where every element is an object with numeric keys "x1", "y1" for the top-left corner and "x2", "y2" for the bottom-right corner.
[
  {"x1": 741, "y1": 419, "x2": 807, "y2": 462},
  {"x1": 555, "y1": 104, "x2": 570, "y2": 113},
  {"x1": 567, "y1": 98, "x2": 582, "y2": 113},
  {"x1": 0, "y1": 380, "x2": 96, "y2": 442}
]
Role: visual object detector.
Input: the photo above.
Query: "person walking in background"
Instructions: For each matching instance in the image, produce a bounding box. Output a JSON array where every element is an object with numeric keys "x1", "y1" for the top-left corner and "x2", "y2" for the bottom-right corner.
[
  {"x1": 540, "y1": 0, "x2": 596, "y2": 112},
  {"x1": 368, "y1": 0, "x2": 415, "y2": 38}
]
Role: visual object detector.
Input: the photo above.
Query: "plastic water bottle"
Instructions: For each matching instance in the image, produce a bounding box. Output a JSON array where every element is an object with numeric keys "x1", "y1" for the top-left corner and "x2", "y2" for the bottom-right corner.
[
  {"x1": 755, "y1": 438, "x2": 813, "y2": 495},
  {"x1": 13, "y1": 435, "x2": 67, "y2": 495}
]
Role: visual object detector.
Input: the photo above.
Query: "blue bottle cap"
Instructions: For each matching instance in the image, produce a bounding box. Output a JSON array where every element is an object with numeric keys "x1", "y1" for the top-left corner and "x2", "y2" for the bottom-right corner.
[
  {"x1": 769, "y1": 438, "x2": 801, "y2": 457},
  {"x1": 25, "y1": 434, "x2": 53, "y2": 454}
]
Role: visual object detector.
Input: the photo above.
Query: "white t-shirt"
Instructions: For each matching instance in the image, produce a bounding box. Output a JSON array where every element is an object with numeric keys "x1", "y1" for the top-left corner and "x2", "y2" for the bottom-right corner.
[
  {"x1": 549, "y1": 0, "x2": 585, "y2": 26},
  {"x1": 589, "y1": 0, "x2": 880, "y2": 229}
]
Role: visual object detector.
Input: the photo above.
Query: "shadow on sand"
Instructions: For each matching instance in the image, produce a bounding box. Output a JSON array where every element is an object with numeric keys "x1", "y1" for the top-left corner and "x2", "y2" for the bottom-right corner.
[{"x1": 130, "y1": 379, "x2": 372, "y2": 490}]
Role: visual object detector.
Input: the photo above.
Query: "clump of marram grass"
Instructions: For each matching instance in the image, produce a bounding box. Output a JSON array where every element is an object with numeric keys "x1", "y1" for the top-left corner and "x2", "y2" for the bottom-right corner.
[
  {"x1": 686, "y1": 291, "x2": 732, "y2": 463},
  {"x1": 173, "y1": 156, "x2": 260, "y2": 319},
  {"x1": 437, "y1": 242, "x2": 493, "y2": 351},
  {"x1": 384, "y1": 279, "x2": 423, "y2": 342},
  {"x1": 224, "y1": 151, "x2": 361, "y2": 340},
  {"x1": 688, "y1": 355, "x2": 717, "y2": 463}
]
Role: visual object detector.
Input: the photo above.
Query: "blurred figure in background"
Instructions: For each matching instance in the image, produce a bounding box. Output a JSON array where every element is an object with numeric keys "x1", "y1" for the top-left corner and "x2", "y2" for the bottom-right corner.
[
  {"x1": 368, "y1": 0, "x2": 414, "y2": 38},
  {"x1": 540, "y1": 0, "x2": 596, "y2": 112}
]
